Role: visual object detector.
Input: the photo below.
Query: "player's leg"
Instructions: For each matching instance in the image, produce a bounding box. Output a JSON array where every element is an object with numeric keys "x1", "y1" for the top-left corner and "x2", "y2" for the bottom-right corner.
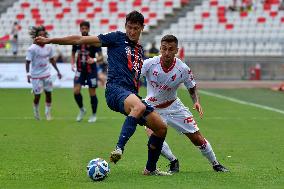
[
  {"x1": 87, "y1": 72, "x2": 98, "y2": 123},
  {"x1": 44, "y1": 91, "x2": 52, "y2": 120},
  {"x1": 73, "y1": 80, "x2": 86, "y2": 121},
  {"x1": 33, "y1": 94, "x2": 41, "y2": 120},
  {"x1": 167, "y1": 99, "x2": 228, "y2": 172},
  {"x1": 184, "y1": 132, "x2": 228, "y2": 172},
  {"x1": 31, "y1": 78, "x2": 42, "y2": 120},
  {"x1": 110, "y1": 94, "x2": 146, "y2": 163},
  {"x1": 145, "y1": 127, "x2": 179, "y2": 173},
  {"x1": 88, "y1": 87, "x2": 97, "y2": 122},
  {"x1": 43, "y1": 77, "x2": 53, "y2": 120},
  {"x1": 143, "y1": 111, "x2": 171, "y2": 175}
]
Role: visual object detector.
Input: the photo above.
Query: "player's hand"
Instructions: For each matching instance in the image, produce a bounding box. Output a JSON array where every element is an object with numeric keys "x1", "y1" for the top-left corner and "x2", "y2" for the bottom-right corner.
[
  {"x1": 27, "y1": 74, "x2": 31, "y2": 83},
  {"x1": 34, "y1": 36, "x2": 50, "y2": 45},
  {"x1": 87, "y1": 57, "x2": 95, "y2": 64},
  {"x1": 57, "y1": 72, "x2": 62, "y2": 79},
  {"x1": 193, "y1": 102, "x2": 203, "y2": 118},
  {"x1": 71, "y1": 64, "x2": 76, "y2": 72}
]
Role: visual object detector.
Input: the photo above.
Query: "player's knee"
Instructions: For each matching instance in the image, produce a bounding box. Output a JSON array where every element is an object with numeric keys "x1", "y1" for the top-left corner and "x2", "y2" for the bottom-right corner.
[
  {"x1": 132, "y1": 103, "x2": 146, "y2": 116},
  {"x1": 156, "y1": 124, "x2": 167, "y2": 138}
]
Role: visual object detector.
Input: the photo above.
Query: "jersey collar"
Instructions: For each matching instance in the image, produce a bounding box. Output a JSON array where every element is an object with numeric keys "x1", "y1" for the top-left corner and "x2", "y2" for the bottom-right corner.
[{"x1": 160, "y1": 57, "x2": 176, "y2": 73}]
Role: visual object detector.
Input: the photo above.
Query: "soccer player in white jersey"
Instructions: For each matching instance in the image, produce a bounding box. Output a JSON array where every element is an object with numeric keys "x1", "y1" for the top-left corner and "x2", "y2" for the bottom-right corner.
[
  {"x1": 141, "y1": 35, "x2": 229, "y2": 172},
  {"x1": 25, "y1": 26, "x2": 62, "y2": 120}
]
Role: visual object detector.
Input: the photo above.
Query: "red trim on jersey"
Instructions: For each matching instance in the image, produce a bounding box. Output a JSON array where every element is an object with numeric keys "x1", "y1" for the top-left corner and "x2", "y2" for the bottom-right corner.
[
  {"x1": 160, "y1": 58, "x2": 176, "y2": 73},
  {"x1": 154, "y1": 99, "x2": 176, "y2": 108},
  {"x1": 31, "y1": 74, "x2": 50, "y2": 79}
]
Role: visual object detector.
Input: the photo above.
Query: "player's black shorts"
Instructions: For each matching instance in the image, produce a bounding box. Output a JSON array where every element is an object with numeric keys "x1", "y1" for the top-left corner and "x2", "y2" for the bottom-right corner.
[
  {"x1": 105, "y1": 83, "x2": 154, "y2": 125},
  {"x1": 74, "y1": 71, "x2": 97, "y2": 88}
]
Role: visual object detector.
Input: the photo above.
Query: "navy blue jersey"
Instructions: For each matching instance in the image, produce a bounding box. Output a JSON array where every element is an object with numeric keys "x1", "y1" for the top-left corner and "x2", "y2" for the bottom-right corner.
[
  {"x1": 98, "y1": 31, "x2": 144, "y2": 93},
  {"x1": 72, "y1": 44, "x2": 102, "y2": 73}
]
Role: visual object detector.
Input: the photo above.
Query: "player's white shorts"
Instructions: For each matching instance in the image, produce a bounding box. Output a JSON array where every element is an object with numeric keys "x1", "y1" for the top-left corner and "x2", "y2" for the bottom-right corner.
[
  {"x1": 155, "y1": 98, "x2": 199, "y2": 134},
  {"x1": 31, "y1": 76, "x2": 53, "y2": 94}
]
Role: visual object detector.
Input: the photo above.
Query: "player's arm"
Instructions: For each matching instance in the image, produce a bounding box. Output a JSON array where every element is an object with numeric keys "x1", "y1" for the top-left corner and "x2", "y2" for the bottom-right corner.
[
  {"x1": 50, "y1": 58, "x2": 62, "y2": 79},
  {"x1": 35, "y1": 35, "x2": 102, "y2": 47},
  {"x1": 96, "y1": 51, "x2": 104, "y2": 64},
  {"x1": 188, "y1": 86, "x2": 203, "y2": 118},
  {"x1": 25, "y1": 60, "x2": 31, "y2": 83},
  {"x1": 71, "y1": 49, "x2": 76, "y2": 71}
]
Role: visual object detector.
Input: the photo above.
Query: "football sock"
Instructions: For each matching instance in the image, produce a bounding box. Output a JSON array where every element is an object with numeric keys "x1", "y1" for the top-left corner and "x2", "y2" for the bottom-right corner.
[
  {"x1": 74, "y1": 93, "x2": 83, "y2": 109},
  {"x1": 45, "y1": 102, "x2": 51, "y2": 113},
  {"x1": 146, "y1": 134, "x2": 165, "y2": 172},
  {"x1": 161, "y1": 141, "x2": 177, "y2": 162},
  {"x1": 90, "y1": 95, "x2": 98, "y2": 114},
  {"x1": 33, "y1": 103, "x2": 39, "y2": 111},
  {"x1": 198, "y1": 139, "x2": 219, "y2": 166},
  {"x1": 116, "y1": 116, "x2": 138, "y2": 150}
]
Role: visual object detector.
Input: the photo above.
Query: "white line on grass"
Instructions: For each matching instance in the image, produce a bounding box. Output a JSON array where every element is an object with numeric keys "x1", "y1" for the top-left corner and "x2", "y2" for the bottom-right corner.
[{"x1": 200, "y1": 90, "x2": 284, "y2": 115}]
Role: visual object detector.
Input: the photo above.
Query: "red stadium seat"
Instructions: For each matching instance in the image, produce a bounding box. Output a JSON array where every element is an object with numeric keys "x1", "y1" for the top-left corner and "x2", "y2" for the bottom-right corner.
[
  {"x1": 210, "y1": 0, "x2": 218, "y2": 6},
  {"x1": 118, "y1": 12, "x2": 126, "y2": 18},
  {"x1": 257, "y1": 17, "x2": 266, "y2": 23},
  {"x1": 225, "y1": 24, "x2": 234, "y2": 30},
  {"x1": 45, "y1": 25, "x2": 54, "y2": 31},
  {"x1": 141, "y1": 7, "x2": 150, "y2": 12},
  {"x1": 270, "y1": 11, "x2": 278, "y2": 17},
  {"x1": 16, "y1": 13, "x2": 25, "y2": 20},
  {"x1": 62, "y1": 7, "x2": 71, "y2": 13},
  {"x1": 240, "y1": 11, "x2": 248, "y2": 17},
  {"x1": 21, "y1": 2, "x2": 30, "y2": 9},
  {"x1": 100, "y1": 19, "x2": 109, "y2": 25},
  {"x1": 94, "y1": 7, "x2": 102, "y2": 13},
  {"x1": 194, "y1": 24, "x2": 203, "y2": 30},
  {"x1": 164, "y1": 1, "x2": 173, "y2": 7},
  {"x1": 87, "y1": 13, "x2": 95, "y2": 19},
  {"x1": 133, "y1": 0, "x2": 142, "y2": 7},
  {"x1": 149, "y1": 13, "x2": 157, "y2": 18},
  {"x1": 109, "y1": 25, "x2": 117, "y2": 31},
  {"x1": 55, "y1": 13, "x2": 64, "y2": 20},
  {"x1": 202, "y1": 12, "x2": 210, "y2": 18}
]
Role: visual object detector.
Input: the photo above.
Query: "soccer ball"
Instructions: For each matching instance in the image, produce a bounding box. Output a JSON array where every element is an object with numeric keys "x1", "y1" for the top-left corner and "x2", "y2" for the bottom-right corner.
[{"x1": 87, "y1": 158, "x2": 110, "y2": 181}]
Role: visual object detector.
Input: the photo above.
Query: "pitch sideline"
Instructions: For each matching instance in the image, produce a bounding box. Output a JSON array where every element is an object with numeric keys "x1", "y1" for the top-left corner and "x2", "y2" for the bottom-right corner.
[{"x1": 200, "y1": 90, "x2": 284, "y2": 115}]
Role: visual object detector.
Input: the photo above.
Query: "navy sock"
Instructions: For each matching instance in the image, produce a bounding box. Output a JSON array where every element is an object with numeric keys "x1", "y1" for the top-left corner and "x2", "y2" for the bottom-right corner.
[
  {"x1": 74, "y1": 93, "x2": 83, "y2": 108},
  {"x1": 146, "y1": 135, "x2": 165, "y2": 172},
  {"x1": 116, "y1": 116, "x2": 138, "y2": 151},
  {"x1": 90, "y1": 95, "x2": 98, "y2": 114}
]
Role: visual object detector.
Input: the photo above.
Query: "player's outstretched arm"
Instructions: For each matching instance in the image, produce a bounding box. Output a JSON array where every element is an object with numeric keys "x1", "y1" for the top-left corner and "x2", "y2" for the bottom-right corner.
[
  {"x1": 189, "y1": 86, "x2": 204, "y2": 118},
  {"x1": 35, "y1": 35, "x2": 101, "y2": 47}
]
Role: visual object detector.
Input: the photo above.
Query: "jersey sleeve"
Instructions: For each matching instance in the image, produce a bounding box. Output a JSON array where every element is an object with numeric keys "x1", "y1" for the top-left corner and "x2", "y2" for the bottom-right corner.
[
  {"x1": 49, "y1": 45, "x2": 56, "y2": 59},
  {"x1": 183, "y1": 66, "x2": 196, "y2": 89},
  {"x1": 97, "y1": 32, "x2": 118, "y2": 47},
  {"x1": 26, "y1": 47, "x2": 33, "y2": 61},
  {"x1": 141, "y1": 58, "x2": 152, "y2": 77}
]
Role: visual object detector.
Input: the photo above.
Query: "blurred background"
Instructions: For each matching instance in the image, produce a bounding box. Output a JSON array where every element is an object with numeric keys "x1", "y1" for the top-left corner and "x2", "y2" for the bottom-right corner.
[{"x1": 0, "y1": 0, "x2": 284, "y2": 88}]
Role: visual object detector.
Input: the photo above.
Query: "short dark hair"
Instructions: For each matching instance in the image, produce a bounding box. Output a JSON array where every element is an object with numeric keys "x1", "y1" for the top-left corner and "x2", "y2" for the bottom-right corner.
[
  {"x1": 126, "y1": 10, "x2": 144, "y2": 26},
  {"x1": 80, "y1": 21, "x2": 90, "y2": 28},
  {"x1": 29, "y1": 26, "x2": 48, "y2": 39},
  {"x1": 161, "y1": 35, "x2": 178, "y2": 46}
]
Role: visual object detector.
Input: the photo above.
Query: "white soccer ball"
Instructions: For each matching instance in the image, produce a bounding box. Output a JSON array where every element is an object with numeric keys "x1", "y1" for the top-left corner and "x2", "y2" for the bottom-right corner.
[{"x1": 87, "y1": 158, "x2": 110, "y2": 181}]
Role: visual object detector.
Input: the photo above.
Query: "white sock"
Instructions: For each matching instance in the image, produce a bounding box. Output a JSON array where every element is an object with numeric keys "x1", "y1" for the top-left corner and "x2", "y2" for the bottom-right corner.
[
  {"x1": 198, "y1": 139, "x2": 219, "y2": 166},
  {"x1": 45, "y1": 103, "x2": 51, "y2": 114},
  {"x1": 161, "y1": 141, "x2": 177, "y2": 162},
  {"x1": 33, "y1": 103, "x2": 39, "y2": 112}
]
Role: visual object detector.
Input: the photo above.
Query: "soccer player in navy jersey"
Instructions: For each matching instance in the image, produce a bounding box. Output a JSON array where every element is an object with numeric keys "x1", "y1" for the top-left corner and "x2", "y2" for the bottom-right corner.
[
  {"x1": 35, "y1": 11, "x2": 171, "y2": 176},
  {"x1": 71, "y1": 21, "x2": 104, "y2": 123}
]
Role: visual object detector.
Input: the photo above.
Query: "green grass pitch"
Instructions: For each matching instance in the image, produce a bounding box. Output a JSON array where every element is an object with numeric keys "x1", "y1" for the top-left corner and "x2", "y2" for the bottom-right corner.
[{"x1": 0, "y1": 88, "x2": 283, "y2": 189}]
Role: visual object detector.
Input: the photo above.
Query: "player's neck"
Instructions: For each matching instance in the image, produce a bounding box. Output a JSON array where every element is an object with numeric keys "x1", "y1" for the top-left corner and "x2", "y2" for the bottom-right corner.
[{"x1": 161, "y1": 58, "x2": 175, "y2": 69}]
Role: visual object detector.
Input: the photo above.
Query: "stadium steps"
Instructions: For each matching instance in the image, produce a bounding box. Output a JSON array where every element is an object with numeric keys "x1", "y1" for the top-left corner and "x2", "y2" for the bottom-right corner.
[
  {"x1": 142, "y1": 0, "x2": 202, "y2": 45},
  {"x1": 0, "y1": 0, "x2": 19, "y2": 15}
]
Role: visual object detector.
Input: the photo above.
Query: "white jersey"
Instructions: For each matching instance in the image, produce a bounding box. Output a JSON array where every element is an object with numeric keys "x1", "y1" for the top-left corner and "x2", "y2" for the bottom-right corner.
[
  {"x1": 141, "y1": 56, "x2": 196, "y2": 107},
  {"x1": 26, "y1": 44, "x2": 55, "y2": 79}
]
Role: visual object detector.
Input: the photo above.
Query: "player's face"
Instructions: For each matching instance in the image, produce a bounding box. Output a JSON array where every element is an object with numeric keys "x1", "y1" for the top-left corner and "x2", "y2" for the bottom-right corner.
[
  {"x1": 80, "y1": 26, "x2": 89, "y2": 36},
  {"x1": 36, "y1": 31, "x2": 47, "y2": 46},
  {"x1": 125, "y1": 22, "x2": 144, "y2": 42},
  {"x1": 160, "y1": 41, "x2": 178, "y2": 63}
]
